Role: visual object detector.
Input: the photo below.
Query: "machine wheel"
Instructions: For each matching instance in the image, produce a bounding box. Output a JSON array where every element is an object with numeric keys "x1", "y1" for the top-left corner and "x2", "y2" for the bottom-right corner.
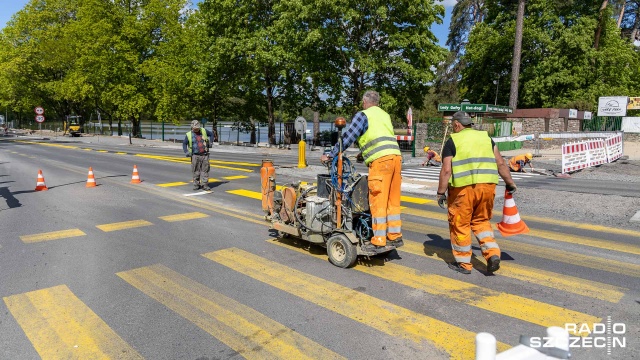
[{"x1": 326, "y1": 234, "x2": 357, "y2": 268}]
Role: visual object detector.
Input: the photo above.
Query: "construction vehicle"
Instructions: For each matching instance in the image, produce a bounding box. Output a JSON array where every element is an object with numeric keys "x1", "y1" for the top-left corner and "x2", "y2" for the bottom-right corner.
[
  {"x1": 262, "y1": 117, "x2": 398, "y2": 268},
  {"x1": 63, "y1": 115, "x2": 82, "y2": 136}
]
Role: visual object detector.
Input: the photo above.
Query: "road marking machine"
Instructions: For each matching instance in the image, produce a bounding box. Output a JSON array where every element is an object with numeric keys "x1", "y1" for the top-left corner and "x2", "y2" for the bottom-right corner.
[{"x1": 261, "y1": 117, "x2": 398, "y2": 268}]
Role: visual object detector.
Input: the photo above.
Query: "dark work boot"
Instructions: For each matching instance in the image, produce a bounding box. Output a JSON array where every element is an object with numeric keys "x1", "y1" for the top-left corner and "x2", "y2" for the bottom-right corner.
[
  {"x1": 387, "y1": 237, "x2": 404, "y2": 248},
  {"x1": 448, "y1": 262, "x2": 472, "y2": 274},
  {"x1": 193, "y1": 183, "x2": 200, "y2": 190},
  {"x1": 487, "y1": 255, "x2": 501, "y2": 273}
]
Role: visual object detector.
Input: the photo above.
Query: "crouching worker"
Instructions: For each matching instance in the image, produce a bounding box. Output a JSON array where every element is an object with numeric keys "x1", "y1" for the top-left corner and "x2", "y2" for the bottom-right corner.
[
  {"x1": 183, "y1": 120, "x2": 214, "y2": 191},
  {"x1": 436, "y1": 111, "x2": 517, "y2": 275},
  {"x1": 320, "y1": 90, "x2": 403, "y2": 250},
  {"x1": 508, "y1": 152, "x2": 534, "y2": 173},
  {"x1": 421, "y1": 146, "x2": 441, "y2": 167}
]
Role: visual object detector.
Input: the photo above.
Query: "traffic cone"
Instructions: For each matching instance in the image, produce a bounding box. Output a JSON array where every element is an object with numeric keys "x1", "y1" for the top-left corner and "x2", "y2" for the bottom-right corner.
[
  {"x1": 130, "y1": 165, "x2": 141, "y2": 184},
  {"x1": 496, "y1": 190, "x2": 529, "y2": 237},
  {"x1": 86, "y1": 167, "x2": 97, "y2": 188},
  {"x1": 35, "y1": 170, "x2": 48, "y2": 191}
]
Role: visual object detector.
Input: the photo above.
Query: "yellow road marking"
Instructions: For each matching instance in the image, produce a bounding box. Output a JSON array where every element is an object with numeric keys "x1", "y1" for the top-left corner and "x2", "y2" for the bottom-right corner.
[
  {"x1": 211, "y1": 160, "x2": 260, "y2": 167},
  {"x1": 398, "y1": 240, "x2": 627, "y2": 303},
  {"x1": 20, "y1": 229, "x2": 86, "y2": 243},
  {"x1": 96, "y1": 220, "x2": 153, "y2": 232},
  {"x1": 203, "y1": 248, "x2": 509, "y2": 358},
  {"x1": 422, "y1": 202, "x2": 640, "y2": 238},
  {"x1": 227, "y1": 189, "x2": 262, "y2": 200},
  {"x1": 117, "y1": 264, "x2": 343, "y2": 360},
  {"x1": 402, "y1": 221, "x2": 640, "y2": 279},
  {"x1": 157, "y1": 182, "x2": 189, "y2": 187},
  {"x1": 16, "y1": 141, "x2": 79, "y2": 150},
  {"x1": 401, "y1": 207, "x2": 640, "y2": 256},
  {"x1": 401, "y1": 195, "x2": 432, "y2": 204},
  {"x1": 82, "y1": 148, "x2": 93, "y2": 151},
  {"x1": 159, "y1": 212, "x2": 209, "y2": 222},
  {"x1": 269, "y1": 238, "x2": 603, "y2": 326},
  {"x1": 134, "y1": 154, "x2": 254, "y2": 172},
  {"x1": 222, "y1": 175, "x2": 249, "y2": 180},
  {"x1": 95, "y1": 150, "x2": 108, "y2": 153},
  {"x1": 3, "y1": 285, "x2": 142, "y2": 359},
  {"x1": 116, "y1": 152, "x2": 127, "y2": 155}
]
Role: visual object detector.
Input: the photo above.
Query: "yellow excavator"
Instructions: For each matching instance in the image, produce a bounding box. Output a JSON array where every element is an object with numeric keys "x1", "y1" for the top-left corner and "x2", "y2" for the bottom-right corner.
[{"x1": 63, "y1": 115, "x2": 82, "y2": 136}]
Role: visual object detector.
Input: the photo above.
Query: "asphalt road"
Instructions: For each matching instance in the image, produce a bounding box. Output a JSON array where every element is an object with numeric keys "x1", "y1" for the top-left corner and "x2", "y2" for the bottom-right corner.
[{"x1": 1, "y1": 136, "x2": 638, "y2": 359}]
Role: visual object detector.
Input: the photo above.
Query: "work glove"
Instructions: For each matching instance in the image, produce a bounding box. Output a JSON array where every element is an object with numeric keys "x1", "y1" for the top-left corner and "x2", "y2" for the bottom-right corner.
[
  {"x1": 437, "y1": 192, "x2": 447, "y2": 209},
  {"x1": 506, "y1": 183, "x2": 517, "y2": 195}
]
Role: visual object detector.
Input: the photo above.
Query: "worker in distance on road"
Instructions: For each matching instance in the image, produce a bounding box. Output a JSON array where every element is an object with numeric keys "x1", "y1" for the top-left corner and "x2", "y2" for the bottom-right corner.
[
  {"x1": 508, "y1": 152, "x2": 534, "y2": 173},
  {"x1": 321, "y1": 90, "x2": 403, "y2": 250},
  {"x1": 436, "y1": 111, "x2": 517, "y2": 275},
  {"x1": 183, "y1": 120, "x2": 214, "y2": 191},
  {"x1": 421, "y1": 146, "x2": 442, "y2": 167}
]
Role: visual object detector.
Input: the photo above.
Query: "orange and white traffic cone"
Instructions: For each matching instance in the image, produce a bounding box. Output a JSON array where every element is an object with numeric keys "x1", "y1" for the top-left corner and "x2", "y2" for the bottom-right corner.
[
  {"x1": 35, "y1": 170, "x2": 48, "y2": 191},
  {"x1": 496, "y1": 190, "x2": 529, "y2": 237},
  {"x1": 130, "y1": 165, "x2": 141, "y2": 184},
  {"x1": 86, "y1": 167, "x2": 97, "y2": 188}
]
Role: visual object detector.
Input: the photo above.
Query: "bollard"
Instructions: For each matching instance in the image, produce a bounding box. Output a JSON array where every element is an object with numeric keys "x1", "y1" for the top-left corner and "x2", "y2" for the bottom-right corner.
[
  {"x1": 476, "y1": 332, "x2": 497, "y2": 360},
  {"x1": 298, "y1": 139, "x2": 307, "y2": 168}
]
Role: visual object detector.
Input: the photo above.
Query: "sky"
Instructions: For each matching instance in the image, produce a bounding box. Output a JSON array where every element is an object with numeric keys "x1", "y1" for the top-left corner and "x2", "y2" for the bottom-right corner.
[{"x1": 0, "y1": 0, "x2": 454, "y2": 48}]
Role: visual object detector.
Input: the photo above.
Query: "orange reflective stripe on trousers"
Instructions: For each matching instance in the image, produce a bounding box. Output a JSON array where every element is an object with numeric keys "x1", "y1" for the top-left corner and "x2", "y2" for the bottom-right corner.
[
  {"x1": 368, "y1": 155, "x2": 403, "y2": 246},
  {"x1": 447, "y1": 183, "x2": 500, "y2": 270}
]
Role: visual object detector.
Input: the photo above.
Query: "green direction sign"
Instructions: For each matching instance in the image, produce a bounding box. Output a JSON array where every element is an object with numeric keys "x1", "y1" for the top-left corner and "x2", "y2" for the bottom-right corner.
[
  {"x1": 438, "y1": 103, "x2": 462, "y2": 112},
  {"x1": 461, "y1": 104, "x2": 487, "y2": 112},
  {"x1": 486, "y1": 105, "x2": 514, "y2": 114}
]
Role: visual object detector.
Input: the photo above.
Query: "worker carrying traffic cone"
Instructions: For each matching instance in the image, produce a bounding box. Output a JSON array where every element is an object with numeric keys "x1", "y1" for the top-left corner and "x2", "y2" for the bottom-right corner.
[
  {"x1": 130, "y1": 165, "x2": 141, "y2": 184},
  {"x1": 35, "y1": 170, "x2": 48, "y2": 191},
  {"x1": 86, "y1": 167, "x2": 97, "y2": 187},
  {"x1": 436, "y1": 111, "x2": 519, "y2": 275},
  {"x1": 496, "y1": 190, "x2": 529, "y2": 237}
]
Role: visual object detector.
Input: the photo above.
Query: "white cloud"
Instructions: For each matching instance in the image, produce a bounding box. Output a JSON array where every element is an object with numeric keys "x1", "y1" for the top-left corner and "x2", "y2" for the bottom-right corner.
[{"x1": 436, "y1": 0, "x2": 458, "y2": 7}]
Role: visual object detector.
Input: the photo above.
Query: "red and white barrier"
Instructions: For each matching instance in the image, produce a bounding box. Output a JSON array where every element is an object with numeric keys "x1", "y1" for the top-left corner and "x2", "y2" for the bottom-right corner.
[
  {"x1": 586, "y1": 139, "x2": 607, "y2": 167},
  {"x1": 396, "y1": 135, "x2": 413, "y2": 141},
  {"x1": 605, "y1": 134, "x2": 623, "y2": 162},
  {"x1": 562, "y1": 142, "x2": 590, "y2": 173}
]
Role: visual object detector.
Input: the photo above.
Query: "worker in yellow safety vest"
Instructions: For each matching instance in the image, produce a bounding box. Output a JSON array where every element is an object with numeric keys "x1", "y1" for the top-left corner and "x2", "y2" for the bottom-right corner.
[
  {"x1": 508, "y1": 153, "x2": 534, "y2": 173},
  {"x1": 321, "y1": 90, "x2": 403, "y2": 250},
  {"x1": 436, "y1": 111, "x2": 517, "y2": 274}
]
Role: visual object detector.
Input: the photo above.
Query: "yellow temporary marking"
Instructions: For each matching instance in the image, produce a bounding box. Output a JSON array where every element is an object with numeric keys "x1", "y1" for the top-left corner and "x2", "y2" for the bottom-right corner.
[
  {"x1": 3, "y1": 285, "x2": 142, "y2": 359},
  {"x1": 159, "y1": 212, "x2": 209, "y2": 222},
  {"x1": 223, "y1": 175, "x2": 249, "y2": 180},
  {"x1": 211, "y1": 160, "x2": 260, "y2": 167},
  {"x1": 82, "y1": 148, "x2": 93, "y2": 151},
  {"x1": 400, "y1": 195, "x2": 432, "y2": 204},
  {"x1": 96, "y1": 220, "x2": 153, "y2": 232},
  {"x1": 157, "y1": 182, "x2": 189, "y2": 187},
  {"x1": 95, "y1": 150, "x2": 108, "y2": 153},
  {"x1": 115, "y1": 152, "x2": 127, "y2": 155},
  {"x1": 423, "y1": 202, "x2": 640, "y2": 238},
  {"x1": 203, "y1": 248, "x2": 509, "y2": 358},
  {"x1": 268, "y1": 238, "x2": 603, "y2": 325},
  {"x1": 398, "y1": 240, "x2": 626, "y2": 304},
  {"x1": 117, "y1": 264, "x2": 343, "y2": 360},
  {"x1": 20, "y1": 229, "x2": 86, "y2": 243},
  {"x1": 135, "y1": 154, "x2": 254, "y2": 172},
  {"x1": 401, "y1": 207, "x2": 640, "y2": 255},
  {"x1": 227, "y1": 189, "x2": 262, "y2": 200},
  {"x1": 402, "y1": 221, "x2": 640, "y2": 279},
  {"x1": 16, "y1": 141, "x2": 79, "y2": 150}
]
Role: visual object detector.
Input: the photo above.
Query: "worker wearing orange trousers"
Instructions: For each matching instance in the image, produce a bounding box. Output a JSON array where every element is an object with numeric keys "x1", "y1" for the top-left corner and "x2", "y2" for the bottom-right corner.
[
  {"x1": 321, "y1": 90, "x2": 403, "y2": 249},
  {"x1": 437, "y1": 111, "x2": 517, "y2": 274}
]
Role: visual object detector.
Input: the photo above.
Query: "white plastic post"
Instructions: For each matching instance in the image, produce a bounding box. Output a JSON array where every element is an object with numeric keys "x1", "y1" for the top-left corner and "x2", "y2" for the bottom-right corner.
[
  {"x1": 476, "y1": 332, "x2": 497, "y2": 360},
  {"x1": 546, "y1": 326, "x2": 570, "y2": 352}
]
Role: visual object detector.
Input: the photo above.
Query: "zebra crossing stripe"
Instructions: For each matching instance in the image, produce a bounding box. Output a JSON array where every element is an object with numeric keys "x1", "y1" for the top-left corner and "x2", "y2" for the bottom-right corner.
[
  {"x1": 117, "y1": 264, "x2": 344, "y2": 360},
  {"x1": 203, "y1": 248, "x2": 508, "y2": 358},
  {"x1": 3, "y1": 285, "x2": 142, "y2": 359}
]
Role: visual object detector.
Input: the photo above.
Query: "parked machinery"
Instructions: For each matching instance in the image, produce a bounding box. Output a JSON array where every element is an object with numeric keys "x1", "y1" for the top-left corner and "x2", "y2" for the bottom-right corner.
[{"x1": 262, "y1": 118, "x2": 397, "y2": 268}]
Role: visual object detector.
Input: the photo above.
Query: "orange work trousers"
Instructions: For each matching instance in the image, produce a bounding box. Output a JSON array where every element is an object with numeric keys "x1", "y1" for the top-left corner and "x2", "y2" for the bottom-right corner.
[
  {"x1": 368, "y1": 154, "x2": 403, "y2": 246},
  {"x1": 447, "y1": 183, "x2": 500, "y2": 271}
]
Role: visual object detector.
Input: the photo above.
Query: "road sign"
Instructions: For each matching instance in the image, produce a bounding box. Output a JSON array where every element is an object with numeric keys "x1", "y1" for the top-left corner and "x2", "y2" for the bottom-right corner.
[
  {"x1": 294, "y1": 116, "x2": 307, "y2": 136},
  {"x1": 35, "y1": 115, "x2": 45, "y2": 123},
  {"x1": 461, "y1": 104, "x2": 487, "y2": 112},
  {"x1": 438, "y1": 103, "x2": 462, "y2": 112},
  {"x1": 34, "y1": 107, "x2": 44, "y2": 115}
]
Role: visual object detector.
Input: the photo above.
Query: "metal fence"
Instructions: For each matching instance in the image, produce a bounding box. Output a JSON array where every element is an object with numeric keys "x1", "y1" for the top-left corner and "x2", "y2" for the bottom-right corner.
[{"x1": 582, "y1": 117, "x2": 622, "y2": 131}]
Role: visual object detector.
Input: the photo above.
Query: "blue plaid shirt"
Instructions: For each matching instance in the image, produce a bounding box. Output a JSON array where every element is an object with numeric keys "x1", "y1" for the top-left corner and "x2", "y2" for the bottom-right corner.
[{"x1": 329, "y1": 112, "x2": 368, "y2": 158}]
